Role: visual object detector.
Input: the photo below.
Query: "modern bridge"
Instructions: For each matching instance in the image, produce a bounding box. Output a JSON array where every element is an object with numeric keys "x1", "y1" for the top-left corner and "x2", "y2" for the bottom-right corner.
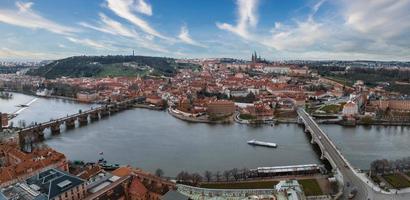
[{"x1": 297, "y1": 108, "x2": 410, "y2": 200}]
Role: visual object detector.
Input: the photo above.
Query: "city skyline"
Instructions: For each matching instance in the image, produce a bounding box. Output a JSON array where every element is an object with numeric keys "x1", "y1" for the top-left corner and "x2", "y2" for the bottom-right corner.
[{"x1": 0, "y1": 0, "x2": 409, "y2": 61}]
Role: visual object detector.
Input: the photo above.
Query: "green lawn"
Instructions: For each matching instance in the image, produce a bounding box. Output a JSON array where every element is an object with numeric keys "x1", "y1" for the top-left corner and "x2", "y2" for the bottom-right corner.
[
  {"x1": 383, "y1": 174, "x2": 410, "y2": 189},
  {"x1": 96, "y1": 64, "x2": 149, "y2": 77},
  {"x1": 299, "y1": 179, "x2": 323, "y2": 196},
  {"x1": 324, "y1": 76, "x2": 354, "y2": 87},
  {"x1": 200, "y1": 181, "x2": 278, "y2": 189},
  {"x1": 239, "y1": 114, "x2": 256, "y2": 120},
  {"x1": 406, "y1": 172, "x2": 410, "y2": 177},
  {"x1": 319, "y1": 104, "x2": 341, "y2": 114}
]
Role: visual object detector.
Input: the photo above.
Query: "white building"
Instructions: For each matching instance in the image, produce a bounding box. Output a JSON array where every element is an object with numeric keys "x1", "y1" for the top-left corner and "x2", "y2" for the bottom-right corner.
[
  {"x1": 342, "y1": 101, "x2": 358, "y2": 116},
  {"x1": 275, "y1": 180, "x2": 306, "y2": 200}
]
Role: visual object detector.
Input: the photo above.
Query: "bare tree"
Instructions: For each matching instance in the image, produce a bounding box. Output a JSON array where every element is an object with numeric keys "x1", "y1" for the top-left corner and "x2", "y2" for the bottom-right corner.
[
  {"x1": 216, "y1": 171, "x2": 221, "y2": 182},
  {"x1": 176, "y1": 171, "x2": 185, "y2": 182},
  {"x1": 177, "y1": 171, "x2": 192, "y2": 183},
  {"x1": 242, "y1": 168, "x2": 250, "y2": 180},
  {"x1": 223, "y1": 170, "x2": 230, "y2": 182},
  {"x1": 370, "y1": 157, "x2": 410, "y2": 175},
  {"x1": 231, "y1": 168, "x2": 239, "y2": 181},
  {"x1": 155, "y1": 168, "x2": 164, "y2": 177},
  {"x1": 191, "y1": 173, "x2": 203, "y2": 185},
  {"x1": 204, "y1": 171, "x2": 212, "y2": 182}
]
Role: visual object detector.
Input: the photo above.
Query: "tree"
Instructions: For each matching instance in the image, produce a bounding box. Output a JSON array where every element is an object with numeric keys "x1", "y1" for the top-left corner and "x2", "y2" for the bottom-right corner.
[
  {"x1": 231, "y1": 168, "x2": 239, "y2": 181},
  {"x1": 191, "y1": 173, "x2": 203, "y2": 185},
  {"x1": 223, "y1": 170, "x2": 230, "y2": 182},
  {"x1": 242, "y1": 168, "x2": 250, "y2": 180},
  {"x1": 176, "y1": 171, "x2": 185, "y2": 182},
  {"x1": 361, "y1": 115, "x2": 373, "y2": 125},
  {"x1": 204, "y1": 171, "x2": 212, "y2": 182},
  {"x1": 155, "y1": 168, "x2": 164, "y2": 178},
  {"x1": 215, "y1": 171, "x2": 221, "y2": 182}
]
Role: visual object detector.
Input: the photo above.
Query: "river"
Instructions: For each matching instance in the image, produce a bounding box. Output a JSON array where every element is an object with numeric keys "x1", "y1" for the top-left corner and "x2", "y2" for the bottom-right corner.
[{"x1": 1, "y1": 93, "x2": 409, "y2": 176}]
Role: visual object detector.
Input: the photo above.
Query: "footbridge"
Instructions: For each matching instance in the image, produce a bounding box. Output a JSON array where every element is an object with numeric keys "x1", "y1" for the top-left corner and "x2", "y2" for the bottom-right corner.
[
  {"x1": 18, "y1": 97, "x2": 145, "y2": 148},
  {"x1": 297, "y1": 108, "x2": 410, "y2": 200}
]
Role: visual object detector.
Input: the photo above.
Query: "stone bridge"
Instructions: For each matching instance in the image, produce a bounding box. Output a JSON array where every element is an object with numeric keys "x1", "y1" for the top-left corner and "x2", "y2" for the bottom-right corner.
[
  {"x1": 18, "y1": 97, "x2": 145, "y2": 149},
  {"x1": 297, "y1": 108, "x2": 410, "y2": 200}
]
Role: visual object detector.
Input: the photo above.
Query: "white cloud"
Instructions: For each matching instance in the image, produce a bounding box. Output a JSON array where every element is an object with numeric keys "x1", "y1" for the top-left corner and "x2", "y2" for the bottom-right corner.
[
  {"x1": 134, "y1": 0, "x2": 152, "y2": 16},
  {"x1": 216, "y1": 0, "x2": 259, "y2": 39},
  {"x1": 79, "y1": 13, "x2": 169, "y2": 53},
  {"x1": 16, "y1": 2, "x2": 34, "y2": 12},
  {"x1": 342, "y1": 0, "x2": 410, "y2": 39},
  {"x1": 178, "y1": 25, "x2": 207, "y2": 48},
  {"x1": 80, "y1": 13, "x2": 139, "y2": 38},
  {"x1": 312, "y1": 0, "x2": 326, "y2": 16},
  {"x1": 264, "y1": 18, "x2": 328, "y2": 51},
  {"x1": 106, "y1": 0, "x2": 169, "y2": 40},
  {"x1": 217, "y1": 0, "x2": 327, "y2": 52},
  {"x1": 66, "y1": 37, "x2": 108, "y2": 49},
  {"x1": 0, "y1": 1, "x2": 77, "y2": 35},
  {"x1": 0, "y1": 47, "x2": 65, "y2": 60},
  {"x1": 215, "y1": 0, "x2": 410, "y2": 60}
]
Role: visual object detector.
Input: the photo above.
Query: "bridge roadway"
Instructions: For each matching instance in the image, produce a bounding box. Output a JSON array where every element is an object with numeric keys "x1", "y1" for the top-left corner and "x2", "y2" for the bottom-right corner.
[
  {"x1": 19, "y1": 106, "x2": 102, "y2": 132},
  {"x1": 297, "y1": 108, "x2": 410, "y2": 200}
]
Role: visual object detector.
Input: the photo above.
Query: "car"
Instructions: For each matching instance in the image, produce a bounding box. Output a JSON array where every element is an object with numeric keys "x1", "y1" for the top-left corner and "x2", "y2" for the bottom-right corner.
[{"x1": 348, "y1": 188, "x2": 358, "y2": 199}]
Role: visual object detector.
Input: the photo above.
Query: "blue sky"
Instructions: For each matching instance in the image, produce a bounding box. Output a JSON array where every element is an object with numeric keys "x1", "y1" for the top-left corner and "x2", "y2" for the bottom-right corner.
[{"x1": 0, "y1": 0, "x2": 409, "y2": 61}]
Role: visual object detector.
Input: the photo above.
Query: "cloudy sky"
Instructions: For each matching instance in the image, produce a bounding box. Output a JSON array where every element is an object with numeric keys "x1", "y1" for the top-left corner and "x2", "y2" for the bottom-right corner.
[{"x1": 0, "y1": 0, "x2": 409, "y2": 61}]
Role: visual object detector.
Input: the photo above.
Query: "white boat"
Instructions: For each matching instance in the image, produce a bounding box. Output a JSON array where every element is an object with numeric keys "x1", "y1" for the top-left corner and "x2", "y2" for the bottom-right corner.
[{"x1": 247, "y1": 139, "x2": 277, "y2": 148}]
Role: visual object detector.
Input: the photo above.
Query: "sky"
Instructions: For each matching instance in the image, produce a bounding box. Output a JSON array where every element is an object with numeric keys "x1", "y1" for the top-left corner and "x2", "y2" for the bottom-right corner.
[{"x1": 0, "y1": 0, "x2": 409, "y2": 61}]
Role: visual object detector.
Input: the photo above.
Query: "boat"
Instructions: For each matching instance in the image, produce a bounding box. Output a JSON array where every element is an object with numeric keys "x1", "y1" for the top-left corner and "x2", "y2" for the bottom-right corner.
[
  {"x1": 16, "y1": 104, "x2": 29, "y2": 108},
  {"x1": 98, "y1": 158, "x2": 120, "y2": 171},
  {"x1": 247, "y1": 139, "x2": 277, "y2": 148}
]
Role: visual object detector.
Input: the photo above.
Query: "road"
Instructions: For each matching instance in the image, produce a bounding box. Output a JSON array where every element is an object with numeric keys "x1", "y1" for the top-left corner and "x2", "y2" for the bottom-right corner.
[{"x1": 297, "y1": 108, "x2": 410, "y2": 200}]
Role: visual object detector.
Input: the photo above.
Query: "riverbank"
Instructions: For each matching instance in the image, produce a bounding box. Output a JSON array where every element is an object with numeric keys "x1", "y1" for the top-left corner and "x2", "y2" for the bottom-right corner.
[
  {"x1": 168, "y1": 107, "x2": 233, "y2": 124},
  {"x1": 134, "y1": 103, "x2": 164, "y2": 111},
  {"x1": 3, "y1": 90, "x2": 95, "y2": 104}
]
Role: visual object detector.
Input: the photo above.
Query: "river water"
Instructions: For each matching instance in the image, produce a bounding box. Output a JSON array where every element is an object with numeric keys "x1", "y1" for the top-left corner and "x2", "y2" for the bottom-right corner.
[{"x1": 1, "y1": 93, "x2": 409, "y2": 176}]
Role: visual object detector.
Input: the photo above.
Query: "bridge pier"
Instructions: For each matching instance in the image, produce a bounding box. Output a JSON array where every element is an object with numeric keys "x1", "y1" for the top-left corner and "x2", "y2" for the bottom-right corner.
[
  {"x1": 50, "y1": 122, "x2": 61, "y2": 135},
  {"x1": 65, "y1": 118, "x2": 76, "y2": 129},
  {"x1": 310, "y1": 137, "x2": 316, "y2": 144},
  {"x1": 78, "y1": 115, "x2": 88, "y2": 126},
  {"x1": 304, "y1": 127, "x2": 309, "y2": 133},
  {"x1": 118, "y1": 104, "x2": 127, "y2": 111},
  {"x1": 126, "y1": 101, "x2": 134, "y2": 108},
  {"x1": 100, "y1": 109, "x2": 109, "y2": 118},
  {"x1": 109, "y1": 106, "x2": 119, "y2": 114},
  {"x1": 90, "y1": 112, "x2": 99, "y2": 122},
  {"x1": 34, "y1": 128, "x2": 45, "y2": 141},
  {"x1": 320, "y1": 152, "x2": 325, "y2": 160}
]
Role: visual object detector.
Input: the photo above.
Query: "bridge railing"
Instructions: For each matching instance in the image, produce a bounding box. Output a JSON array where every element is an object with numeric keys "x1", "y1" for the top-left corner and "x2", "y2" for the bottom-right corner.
[{"x1": 297, "y1": 108, "x2": 352, "y2": 168}]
